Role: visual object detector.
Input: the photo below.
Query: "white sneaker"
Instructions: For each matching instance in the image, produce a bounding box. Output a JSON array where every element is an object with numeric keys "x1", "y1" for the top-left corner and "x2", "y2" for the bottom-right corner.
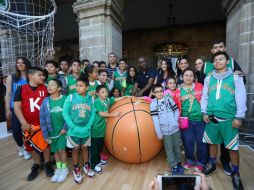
[
  {"x1": 94, "y1": 165, "x2": 103, "y2": 174},
  {"x1": 83, "y1": 164, "x2": 95, "y2": 177},
  {"x1": 18, "y1": 147, "x2": 24, "y2": 157},
  {"x1": 24, "y1": 150, "x2": 31, "y2": 160},
  {"x1": 73, "y1": 166, "x2": 83, "y2": 184},
  {"x1": 99, "y1": 159, "x2": 108, "y2": 167},
  {"x1": 57, "y1": 168, "x2": 69, "y2": 183},
  {"x1": 51, "y1": 169, "x2": 61, "y2": 183}
]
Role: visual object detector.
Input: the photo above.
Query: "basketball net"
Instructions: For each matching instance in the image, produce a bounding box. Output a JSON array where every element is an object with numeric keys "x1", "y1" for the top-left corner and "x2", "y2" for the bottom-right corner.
[{"x1": 0, "y1": 0, "x2": 57, "y2": 75}]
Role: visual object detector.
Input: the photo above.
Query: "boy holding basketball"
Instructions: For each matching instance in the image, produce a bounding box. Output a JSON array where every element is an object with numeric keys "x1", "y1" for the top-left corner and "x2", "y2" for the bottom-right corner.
[
  {"x1": 62, "y1": 77, "x2": 95, "y2": 184},
  {"x1": 90, "y1": 85, "x2": 122, "y2": 175},
  {"x1": 14, "y1": 67, "x2": 54, "y2": 181},
  {"x1": 150, "y1": 84, "x2": 184, "y2": 175}
]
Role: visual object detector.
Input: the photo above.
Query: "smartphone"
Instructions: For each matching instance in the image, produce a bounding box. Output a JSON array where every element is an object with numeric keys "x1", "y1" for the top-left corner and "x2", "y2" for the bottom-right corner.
[
  {"x1": 156, "y1": 175, "x2": 201, "y2": 190},
  {"x1": 208, "y1": 115, "x2": 219, "y2": 124}
]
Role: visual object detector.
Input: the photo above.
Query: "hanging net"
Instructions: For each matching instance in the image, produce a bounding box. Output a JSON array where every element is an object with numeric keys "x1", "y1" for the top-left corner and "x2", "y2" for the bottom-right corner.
[{"x1": 0, "y1": 0, "x2": 57, "y2": 75}]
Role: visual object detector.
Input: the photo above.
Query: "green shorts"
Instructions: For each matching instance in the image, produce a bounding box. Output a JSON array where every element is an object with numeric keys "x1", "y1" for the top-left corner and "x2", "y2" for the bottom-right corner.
[
  {"x1": 50, "y1": 134, "x2": 67, "y2": 153},
  {"x1": 66, "y1": 136, "x2": 90, "y2": 148},
  {"x1": 202, "y1": 119, "x2": 239, "y2": 150}
]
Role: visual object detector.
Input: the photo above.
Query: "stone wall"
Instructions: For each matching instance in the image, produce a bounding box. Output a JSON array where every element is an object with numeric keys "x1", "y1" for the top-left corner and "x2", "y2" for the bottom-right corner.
[
  {"x1": 226, "y1": 2, "x2": 241, "y2": 60},
  {"x1": 73, "y1": 0, "x2": 125, "y2": 62},
  {"x1": 122, "y1": 21, "x2": 226, "y2": 68},
  {"x1": 224, "y1": 0, "x2": 254, "y2": 97}
]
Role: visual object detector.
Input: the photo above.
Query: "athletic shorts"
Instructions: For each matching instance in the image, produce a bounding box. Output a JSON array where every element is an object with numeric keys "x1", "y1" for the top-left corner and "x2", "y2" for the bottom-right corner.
[
  {"x1": 50, "y1": 134, "x2": 67, "y2": 153},
  {"x1": 203, "y1": 119, "x2": 239, "y2": 150},
  {"x1": 24, "y1": 140, "x2": 34, "y2": 152},
  {"x1": 66, "y1": 136, "x2": 90, "y2": 148},
  {"x1": 23, "y1": 127, "x2": 48, "y2": 152}
]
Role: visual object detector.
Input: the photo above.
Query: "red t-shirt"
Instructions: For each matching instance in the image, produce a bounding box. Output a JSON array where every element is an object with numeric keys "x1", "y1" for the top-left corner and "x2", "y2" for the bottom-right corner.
[{"x1": 21, "y1": 84, "x2": 48, "y2": 126}]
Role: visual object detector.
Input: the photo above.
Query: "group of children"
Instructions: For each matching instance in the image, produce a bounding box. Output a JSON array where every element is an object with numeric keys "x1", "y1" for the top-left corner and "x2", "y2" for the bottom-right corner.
[
  {"x1": 5, "y1": 56, "x2": 137, "y2": 184},
  {"x1": 5, "y1": 44, "x2": 246, "y2": 189},
  {"x1": 150, "y1": 51, "x2": 246, "y2": 190},
  {"x1": 10, "y1": 65, "x2": 124, "y2": 184}
]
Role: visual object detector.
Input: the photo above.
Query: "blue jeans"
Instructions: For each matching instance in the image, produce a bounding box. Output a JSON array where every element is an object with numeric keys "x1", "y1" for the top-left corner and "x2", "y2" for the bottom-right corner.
[{"x1": 181, "y1": 120, "x2": 207, "y2": 167}]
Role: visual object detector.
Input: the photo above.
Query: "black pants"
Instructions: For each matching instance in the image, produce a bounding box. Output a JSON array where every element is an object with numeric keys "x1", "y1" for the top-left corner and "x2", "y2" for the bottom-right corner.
[
  {"x1": 220, "y1": 143, "x2": 230, "y2": 164},
  {"x1": 90, "y1": 137, "x2": 104, "y2": 169},
  {"x1": 11, "y1": 109, "x2": 23, "y2": 147}
]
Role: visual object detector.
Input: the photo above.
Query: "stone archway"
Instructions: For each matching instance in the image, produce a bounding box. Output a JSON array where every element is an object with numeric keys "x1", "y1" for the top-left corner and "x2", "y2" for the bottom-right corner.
[{"x1": 152, "y1": 42, "x2": 188, "y2": 72}]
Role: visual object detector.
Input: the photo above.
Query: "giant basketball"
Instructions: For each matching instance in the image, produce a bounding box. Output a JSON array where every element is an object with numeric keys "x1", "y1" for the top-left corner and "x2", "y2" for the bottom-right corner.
[{"x1": 105, "y1": 97, "x2": 162, "y2": 164}]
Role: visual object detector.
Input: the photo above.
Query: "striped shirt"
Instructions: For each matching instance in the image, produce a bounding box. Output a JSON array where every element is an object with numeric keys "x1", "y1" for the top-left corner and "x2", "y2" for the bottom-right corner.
[{"x1": 106, "y1": 63, "x2": 119, "y2": 79}]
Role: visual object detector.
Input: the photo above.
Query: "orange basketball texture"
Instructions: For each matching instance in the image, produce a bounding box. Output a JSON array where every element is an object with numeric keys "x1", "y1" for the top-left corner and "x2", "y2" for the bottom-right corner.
[{"x1": 105, "y1": 97, "x2": 162, "y2": 164}]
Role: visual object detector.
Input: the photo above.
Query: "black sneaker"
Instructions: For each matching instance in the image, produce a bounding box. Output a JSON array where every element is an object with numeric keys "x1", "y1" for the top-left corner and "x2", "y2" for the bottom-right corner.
[
  {"x1": 45, "y1": 162, "x2": 54, "y2": 177},
  {"x1": 39, "y1": 161, "x2": 44, "y2": 171},
  {"x1": 27, "y1": 164, "x2": 40, "y2": 181},
  {"x1": 231, "y1": 171, "x2": 244, "y2": 190},
  {"x1": 222, "y1": 162, "x2": 232, "y2": 176},
  {"x1": 203, "y1": 160, "x2": 216, "y2": 176}
]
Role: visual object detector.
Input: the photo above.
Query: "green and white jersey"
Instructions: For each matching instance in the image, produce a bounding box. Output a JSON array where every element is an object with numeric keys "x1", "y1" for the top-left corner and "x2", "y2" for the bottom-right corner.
[
  {"x1": 49, "y1": 95, "x2": 67, "y2": 137},
  {"x1": 113, "y1": 69, "x2": 127, "y2": 92},
  {"x1": 180, "y1": 87, "x2": 203, "y2": 121},
  {"x1": 87, "y1": 80, "x2": 100, "y2": 97},
  {"x1": 62, "y1": 93, "x2": 95, "y2": 138},
  {"x1": 67, "y1": 74, "x2": 78, "y2": 95},
  {"x1": 122, "y1": 79, "x2": 134, "y2": 96},
  {"x1": 91, "y1": 97, "x2": 115, "y2": 138},
  {"x1": 207, "y1": 73, "x2": 236, "y2": 119}
]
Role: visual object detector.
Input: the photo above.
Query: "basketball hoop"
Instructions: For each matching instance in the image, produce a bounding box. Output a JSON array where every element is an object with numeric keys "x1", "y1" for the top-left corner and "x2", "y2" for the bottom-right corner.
[{"x1": 0, "y1": 0, "x2": 57, "y2": 75}]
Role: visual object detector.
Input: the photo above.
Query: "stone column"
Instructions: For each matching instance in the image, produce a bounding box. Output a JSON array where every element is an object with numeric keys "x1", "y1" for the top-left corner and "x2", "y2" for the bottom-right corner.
[
  {"x1": 223, "y1": 0, "x2": 254, "y2": 115},
  {"x1": 238, "y1": 0, "x2": 254, "y2": 93},
  {"x1": 239, "y1": 0, "x2": 254, "y2": 117},
  {"x1": 73, "y1": 0, "x2": 125, "y2": 62},
  {"x1": 0, "y1": 28, "x2": 16, "y2": 75}
]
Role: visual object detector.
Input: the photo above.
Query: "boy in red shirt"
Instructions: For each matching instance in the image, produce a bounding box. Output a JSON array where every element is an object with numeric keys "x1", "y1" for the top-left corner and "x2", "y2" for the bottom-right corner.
[{"x1": 14, "y1": 67, "x2": 54, "y2": 181}]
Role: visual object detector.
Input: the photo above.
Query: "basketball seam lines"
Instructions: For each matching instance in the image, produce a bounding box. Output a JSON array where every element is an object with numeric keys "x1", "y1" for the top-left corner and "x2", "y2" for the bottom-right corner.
[
  {"x1": 110, "y1": 101, "x2": 149, "y2": 112},
  {"x1": 110, "y1": 107, "x2": 151, "y2": 161},
  {"x1": 131, "y1": 98, "x2": 142, "y2": 163},
  {"x1": 111, "y1": 110, "x2": 134, "y2": 156}
]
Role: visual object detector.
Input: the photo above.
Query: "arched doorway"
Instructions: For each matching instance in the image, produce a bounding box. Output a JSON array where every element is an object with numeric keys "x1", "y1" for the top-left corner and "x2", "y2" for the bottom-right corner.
[{"x1": 153, "y1": 42, "x2": 188, "y2": 73}]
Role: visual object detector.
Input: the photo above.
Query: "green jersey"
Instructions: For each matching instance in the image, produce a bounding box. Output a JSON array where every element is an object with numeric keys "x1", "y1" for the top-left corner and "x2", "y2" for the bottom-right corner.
[
  {"x1": 67, "y1": 74, "x2": 78, "y2": 94},
  {"x1": 100, "y1": 82, "x2": 110, "y2": 92},
  {"x1": 180, "y1": 87, "x2": 203, "y2": 121},
  {"x1": 46, "y1": 75, "x2": 56, "y2": 86},
  {"x1": 113, "y1": 69, "x2": 127, "y2": 92},
  {"x1": 49, "y1": 95, "x2": 67, "y2": 137},
  {"x1": 62, "y1": 93, "x2": 95, "y2": 138},
  {"x1": 204, "y1": 57, "x2": 234, "y2": 76},
  {"x1": 207, "y1": 74, "x2": 236, "y2": 119},
  {"x1": 91, "y1": 97, "x2": 115, "y2": 138},
  {"x1": 122, "y1": 79, "x2": 134, "y2": 96},
  {"x1": 87, "y1": 80, "x2": 100, "y2": 97}
]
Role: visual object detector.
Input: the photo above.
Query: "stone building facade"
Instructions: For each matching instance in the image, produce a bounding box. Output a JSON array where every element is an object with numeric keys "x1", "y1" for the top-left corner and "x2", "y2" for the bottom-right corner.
[
  {"x1": 72, "y1": 0, "x2": 253, "y2": 112},
  {"x1": 222, "y1": 0, "x2": 254, "y2": 115},
  {"x1": 123, "y1": 21, "x2": 225, "y2": 67},
  {"x1": 73, "y1": 0, "x2": 125, "y2": 62}
]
